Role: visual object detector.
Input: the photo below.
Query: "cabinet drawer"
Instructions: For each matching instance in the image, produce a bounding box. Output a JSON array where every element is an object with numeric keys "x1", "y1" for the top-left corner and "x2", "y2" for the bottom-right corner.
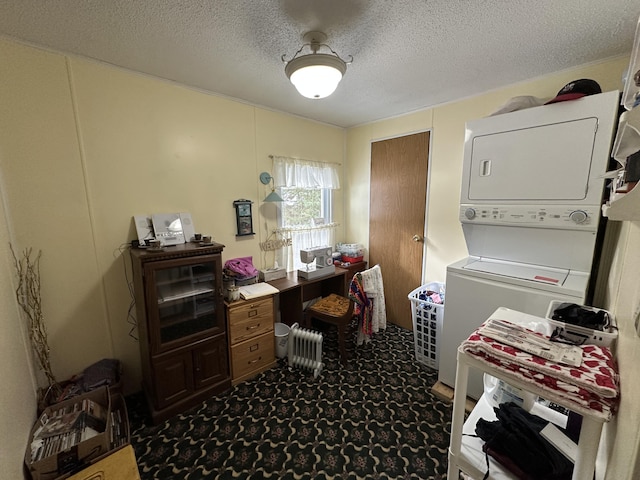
[
  {"x1": 228, "y1": 297, "x2": 273, "y2": 323},
  {"x1": 231, "y1": 332, "x2": 275, "y2": 379},
  {"x1": 228, "y1": 298, "x2": 273, "y2": 344}
]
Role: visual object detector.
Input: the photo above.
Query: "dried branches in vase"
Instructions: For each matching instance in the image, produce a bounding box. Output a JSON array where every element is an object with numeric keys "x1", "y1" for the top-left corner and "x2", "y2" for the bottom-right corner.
[{"x1": 10, "y1": 244, "x2": 60, "y2": 400}]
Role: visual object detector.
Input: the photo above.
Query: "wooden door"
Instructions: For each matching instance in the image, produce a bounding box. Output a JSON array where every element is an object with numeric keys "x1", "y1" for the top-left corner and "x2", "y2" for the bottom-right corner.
[{"x1": 370, "y1": 131, "x2": 430, "y2": 330}]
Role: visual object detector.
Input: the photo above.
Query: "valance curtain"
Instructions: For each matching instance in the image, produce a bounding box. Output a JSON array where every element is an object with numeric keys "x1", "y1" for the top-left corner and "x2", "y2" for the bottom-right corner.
[{"x1": 272, "y1": 156, "x2": 340, "y2": 189}]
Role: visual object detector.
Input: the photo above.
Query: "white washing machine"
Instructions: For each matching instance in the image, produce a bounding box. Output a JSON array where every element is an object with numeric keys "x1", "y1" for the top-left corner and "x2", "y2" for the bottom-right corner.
[
  {"x1": 437, "y1": 90, "x2": 620, "y2": 399},
  {"x1": 438, "y1": 256, "x2": 589, "y2": 398}
]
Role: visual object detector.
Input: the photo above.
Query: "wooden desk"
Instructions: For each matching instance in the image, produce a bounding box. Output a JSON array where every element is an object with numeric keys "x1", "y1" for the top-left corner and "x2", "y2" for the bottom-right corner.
[{"x1": 267, "y1": 268, "x2": 348, "y2": 326}]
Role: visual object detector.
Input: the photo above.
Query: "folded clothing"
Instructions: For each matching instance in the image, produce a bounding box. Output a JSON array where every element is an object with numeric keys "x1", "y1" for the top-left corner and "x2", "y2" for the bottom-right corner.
[
  {"x1": 461, "y1": 320, "x2": 619, "y2": 421},
  {"x1": 476, "y1": 402, "x2": 573, "y2": 480}
]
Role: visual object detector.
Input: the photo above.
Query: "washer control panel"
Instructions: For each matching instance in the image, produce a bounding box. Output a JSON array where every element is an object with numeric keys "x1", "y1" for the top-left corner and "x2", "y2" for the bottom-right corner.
[{"x1": 459, "y1": 204, "x2": 600, "y2": 230}]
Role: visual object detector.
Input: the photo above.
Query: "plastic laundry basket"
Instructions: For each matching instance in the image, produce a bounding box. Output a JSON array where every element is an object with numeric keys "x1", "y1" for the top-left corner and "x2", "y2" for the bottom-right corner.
[{"x1": 408, "y1": 282, "x2": 445, "y2": 369}]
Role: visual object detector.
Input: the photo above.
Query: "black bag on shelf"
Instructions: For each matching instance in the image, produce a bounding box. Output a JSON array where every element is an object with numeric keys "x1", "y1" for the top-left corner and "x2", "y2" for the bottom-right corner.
[
  {"x1": 551, "y1": 303, "x2": 610, "y2": 331},
  {"x1": 475, "y1": 402, "x2": 573, "y2": 480}
]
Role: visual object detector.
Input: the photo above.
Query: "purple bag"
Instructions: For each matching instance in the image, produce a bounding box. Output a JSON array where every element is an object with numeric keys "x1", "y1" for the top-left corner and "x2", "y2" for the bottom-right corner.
[{"x1": 224, "y1": 257, "x2": 258, "y2": 278}]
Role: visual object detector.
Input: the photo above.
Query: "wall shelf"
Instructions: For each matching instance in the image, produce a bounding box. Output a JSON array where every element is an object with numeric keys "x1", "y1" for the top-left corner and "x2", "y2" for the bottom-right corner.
[
  {"x1": 602, "y1": 185, "x2": 640, "y2": 220},
  {"x1": 612, "y1": 108, "x2": 640, "y2": 163},
  {"x1": 603, "y1": 15, "x2": 640, "y2": 221},
  {"x1": 622, "y1": 16, "x2": 640, "y2": 111}
]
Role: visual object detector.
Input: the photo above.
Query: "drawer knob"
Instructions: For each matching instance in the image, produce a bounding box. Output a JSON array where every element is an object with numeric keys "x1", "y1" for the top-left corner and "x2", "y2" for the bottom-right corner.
[{"x1": 247, "y1": 324, "x2": 260, "y2": 330}]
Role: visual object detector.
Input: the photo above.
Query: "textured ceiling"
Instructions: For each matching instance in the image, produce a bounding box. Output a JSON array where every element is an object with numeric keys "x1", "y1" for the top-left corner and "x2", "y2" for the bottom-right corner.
[{"x1": 0, "y1": 0, "x2": 638, "y2": 128}]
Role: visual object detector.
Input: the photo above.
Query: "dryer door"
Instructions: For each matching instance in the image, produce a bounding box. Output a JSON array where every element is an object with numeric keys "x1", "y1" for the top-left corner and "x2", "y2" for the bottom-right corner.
[
  {"x1": 459, "y1": 90, "x2": 618, "y2": 207},
  {"x1": 468, "y1": 118, "x2": 597, "y2": 201}
]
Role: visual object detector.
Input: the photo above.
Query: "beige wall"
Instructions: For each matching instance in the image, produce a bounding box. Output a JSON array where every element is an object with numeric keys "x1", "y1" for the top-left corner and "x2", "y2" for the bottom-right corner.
[
  {"x1": 2, "y1": 36, "x2": 639, "y2": 479},
  {"x1": 0, "y1": 38, "x2": 345, "y2": 478},
  {"x1": 0, "y1": 175, "x2": 38, "y2": 478},
  {"x1": 598, "y1": 221, "x2": 640, "y2": 479}
]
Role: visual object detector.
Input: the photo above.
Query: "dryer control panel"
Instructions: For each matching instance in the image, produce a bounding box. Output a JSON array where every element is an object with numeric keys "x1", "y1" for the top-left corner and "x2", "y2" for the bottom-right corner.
[{"x1": 459, "y1": 204, "x2": 601, "y2": 230}]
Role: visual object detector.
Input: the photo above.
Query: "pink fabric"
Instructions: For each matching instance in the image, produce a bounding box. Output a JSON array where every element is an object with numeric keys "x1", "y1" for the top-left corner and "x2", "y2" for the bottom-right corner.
[
  {"x1": 224, "y1": 257, "x2": 258, "y2": 277},
  {"x1": 461, "y1": 321, "x2": 619, "y2": 421}
]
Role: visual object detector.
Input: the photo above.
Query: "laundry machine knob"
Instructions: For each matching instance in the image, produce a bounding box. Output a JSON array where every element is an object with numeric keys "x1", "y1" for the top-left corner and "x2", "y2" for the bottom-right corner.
[
  {"x1": 464, "y1": 208, "x2": 476, "y2": 220},
  {"x1": 569, "y1": 210, "x2": 588, "y2": 224}
]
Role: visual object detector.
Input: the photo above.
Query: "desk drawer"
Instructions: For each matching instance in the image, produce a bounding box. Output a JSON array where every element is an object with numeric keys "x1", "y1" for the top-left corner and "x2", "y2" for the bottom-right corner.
[
  {"x1": 228, "y1": 297, "x2": 273, "y2": 344},
  {"x1": 231, "y1": 332, "x2": 274, "y2": 379}
]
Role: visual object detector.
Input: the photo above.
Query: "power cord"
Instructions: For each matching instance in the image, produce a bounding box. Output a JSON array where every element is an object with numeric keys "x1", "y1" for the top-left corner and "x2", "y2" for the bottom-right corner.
[{"x1": 113, "y1": 243, "x2": 138, "y2": 341}]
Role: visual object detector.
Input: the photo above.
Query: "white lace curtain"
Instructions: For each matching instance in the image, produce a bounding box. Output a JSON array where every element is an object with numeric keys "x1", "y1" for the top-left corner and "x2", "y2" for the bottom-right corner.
[
  {"x1": 272, "y1": 156, "x2": 340, "y2": 189},
  {"x1": 272, "y1": 156, "x2": 340, "y2": 271},
  {"x1": 279, "y1": 226, "x2": 337, "y2": 271}
]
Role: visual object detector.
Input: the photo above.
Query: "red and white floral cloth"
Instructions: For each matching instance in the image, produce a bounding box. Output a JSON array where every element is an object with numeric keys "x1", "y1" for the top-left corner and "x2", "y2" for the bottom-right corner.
[{"x1": 461, "y1": 320, "x2": 620, "y2": 421}]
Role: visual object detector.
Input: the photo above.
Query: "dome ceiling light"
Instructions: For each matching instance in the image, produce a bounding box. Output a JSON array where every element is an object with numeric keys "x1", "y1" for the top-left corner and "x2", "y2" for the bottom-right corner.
[{"x1": 282, "y1": 31, "x2": 352, "y2": 99}]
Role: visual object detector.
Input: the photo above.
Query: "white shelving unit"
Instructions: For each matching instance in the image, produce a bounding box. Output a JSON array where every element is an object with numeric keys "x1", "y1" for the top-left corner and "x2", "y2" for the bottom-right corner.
[
  {"x1": 602, "y1": 15, "x2": 640, "y2": 221},
  {"x1": 447, "y1": 308, "x2": 611, "y2": 480},
  {"x1": 621, "y1": 16, "x2": 640, "y2": 111}
]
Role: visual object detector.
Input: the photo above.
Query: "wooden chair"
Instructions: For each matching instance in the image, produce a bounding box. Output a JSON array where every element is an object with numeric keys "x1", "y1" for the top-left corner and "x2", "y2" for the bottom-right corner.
[{"x1": 303, "y1": 293, "x2": 355, "y2": 366}]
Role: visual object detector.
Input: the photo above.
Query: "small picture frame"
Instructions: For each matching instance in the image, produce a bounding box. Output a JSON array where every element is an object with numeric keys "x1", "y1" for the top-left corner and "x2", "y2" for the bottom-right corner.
[{"x1": 233, "y1": 199, "x2": 255, "y2": 237}]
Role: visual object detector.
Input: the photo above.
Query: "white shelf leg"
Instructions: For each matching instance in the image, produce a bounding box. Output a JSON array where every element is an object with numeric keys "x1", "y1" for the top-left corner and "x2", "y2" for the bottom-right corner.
[
  {"x1": 572, "y1": 416, "x2": 603, "y2": 480},
  {"x1": 447, "y1": 351, "x2": 470, "y2": 479}
]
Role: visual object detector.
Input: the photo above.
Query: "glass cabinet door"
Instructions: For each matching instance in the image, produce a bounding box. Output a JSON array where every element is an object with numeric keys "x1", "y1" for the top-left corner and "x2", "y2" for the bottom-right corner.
[{"x1": 146, "y1": 255, "x2": 223, "y2": 353}]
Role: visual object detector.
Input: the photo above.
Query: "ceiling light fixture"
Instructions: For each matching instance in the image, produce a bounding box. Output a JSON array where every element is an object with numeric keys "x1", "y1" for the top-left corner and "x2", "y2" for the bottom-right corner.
[
  {"x1": 259, "y1": 172, "x2": 283, "y2": 202},
  {"x1": 282, "y1": 31, "x2": 352, "y2": 99}
]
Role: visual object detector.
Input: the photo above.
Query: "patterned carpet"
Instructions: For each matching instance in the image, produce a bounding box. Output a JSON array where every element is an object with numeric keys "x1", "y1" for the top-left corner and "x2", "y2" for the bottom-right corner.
[{"x1": 126, "y1": 322, "x2": 452, "y2": 479}]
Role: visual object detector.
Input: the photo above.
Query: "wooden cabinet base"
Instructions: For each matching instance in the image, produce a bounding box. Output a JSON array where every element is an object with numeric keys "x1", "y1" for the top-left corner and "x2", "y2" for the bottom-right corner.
[{"x1": 143, "y1": 377, "x2": 231, "y2": 424}]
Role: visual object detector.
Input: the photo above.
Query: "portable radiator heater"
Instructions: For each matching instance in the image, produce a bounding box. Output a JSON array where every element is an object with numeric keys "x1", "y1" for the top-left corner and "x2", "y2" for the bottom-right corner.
[{"x1": 288, "y1": 324, "x2": 323, "y2": 378}]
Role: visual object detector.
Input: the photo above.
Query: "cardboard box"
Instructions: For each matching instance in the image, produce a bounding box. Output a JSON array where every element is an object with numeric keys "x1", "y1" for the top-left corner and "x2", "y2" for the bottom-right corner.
[
  {"x1": 57, "y1": 392, "x2": 131, "y2": 480},
  {"x1": 67, "y1": 445, "x2": 140, "y2": 480},
  {"x1": 26, "y1": 387, "x2": 111, "y2": 480}
]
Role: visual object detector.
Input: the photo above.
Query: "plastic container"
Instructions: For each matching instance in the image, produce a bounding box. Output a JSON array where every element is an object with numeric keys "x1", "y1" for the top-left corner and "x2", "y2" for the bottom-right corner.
[
  {"x1": 545, "y1": 300, "x2": 617, "y2": 348},
  {"x1": 408, "y1": 282, "x2": 445, "y2": 369},
  {"x1": 483, "y1": 373, "x2": 536, "y2": 411},
  {"x1": 337, "y1": 243, "x2": 364, "y2": 258},
  {"x1": 274, "y1": 322, "x2": 292, "y2": 359},
  {"x1": 341, "y1": 255, "x2": 364, "y2": 263}
]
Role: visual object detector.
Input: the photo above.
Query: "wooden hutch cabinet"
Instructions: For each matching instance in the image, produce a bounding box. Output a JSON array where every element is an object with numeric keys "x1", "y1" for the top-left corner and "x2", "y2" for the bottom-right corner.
[{"x1": 130, "y1": 242, "x2": 231, "y2": 423}]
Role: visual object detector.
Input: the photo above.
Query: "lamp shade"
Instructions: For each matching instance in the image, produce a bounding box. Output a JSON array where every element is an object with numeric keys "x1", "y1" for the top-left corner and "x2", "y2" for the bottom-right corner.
[
  {"x1": 264, "y1": 190, "x2": 284, "y2": 202},
  {"x1": 285, "y1": 53, "x2": 346, "y2": 99}
]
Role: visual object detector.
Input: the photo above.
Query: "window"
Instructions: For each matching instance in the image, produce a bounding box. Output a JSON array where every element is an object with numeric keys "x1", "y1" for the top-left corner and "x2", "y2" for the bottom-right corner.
[
  {"x1": 272, "y1": 156, "x2": 340, "y2": 271},
  {"x1": 279, "y1": 187, "x2": 331, "y2": 228}
]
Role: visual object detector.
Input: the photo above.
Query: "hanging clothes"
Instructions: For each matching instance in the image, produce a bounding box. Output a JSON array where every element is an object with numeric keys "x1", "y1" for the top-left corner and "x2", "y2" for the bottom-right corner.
[{"x1": 349, "y1": 264, "x2": 387, "y2": 344}]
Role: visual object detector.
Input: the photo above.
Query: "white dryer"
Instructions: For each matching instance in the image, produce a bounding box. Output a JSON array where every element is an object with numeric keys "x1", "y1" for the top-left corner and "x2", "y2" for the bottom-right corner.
[{"x1": 438, "y1": 90, "x2": 619, "y2": 399}]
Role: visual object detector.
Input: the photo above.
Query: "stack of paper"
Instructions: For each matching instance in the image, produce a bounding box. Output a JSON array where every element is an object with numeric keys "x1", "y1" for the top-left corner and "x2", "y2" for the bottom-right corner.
[
  {"x1": 238, "y1": 282, "x2": 279, "y2": 300},
  {"x1": 479, "y1": 318, "x2": 582, "y2": 366}
]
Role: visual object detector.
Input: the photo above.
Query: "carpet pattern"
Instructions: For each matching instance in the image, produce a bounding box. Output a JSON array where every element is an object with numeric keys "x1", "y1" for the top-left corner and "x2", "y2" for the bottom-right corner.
[{"x1": 126, "y1": 322, "x2": 452, "y2": 479}]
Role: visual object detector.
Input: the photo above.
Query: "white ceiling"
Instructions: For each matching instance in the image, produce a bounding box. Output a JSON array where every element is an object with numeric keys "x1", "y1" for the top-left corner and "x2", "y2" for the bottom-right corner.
[{"x1": 0, "y1": 0, "x2": 638, "y2": 128}]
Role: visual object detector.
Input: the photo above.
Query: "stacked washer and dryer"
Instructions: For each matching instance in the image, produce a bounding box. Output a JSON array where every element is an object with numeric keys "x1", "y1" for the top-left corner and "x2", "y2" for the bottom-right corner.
[{"x1": 438, "y1": 90, "x2": 620, "y2": 399}]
